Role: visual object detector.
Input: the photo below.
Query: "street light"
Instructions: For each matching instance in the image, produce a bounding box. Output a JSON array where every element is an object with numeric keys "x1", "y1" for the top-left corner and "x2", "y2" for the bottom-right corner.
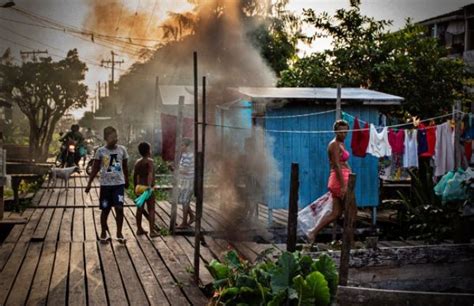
[{"x1": 1, "y1": 1, "x2": 15, "y2": 8}]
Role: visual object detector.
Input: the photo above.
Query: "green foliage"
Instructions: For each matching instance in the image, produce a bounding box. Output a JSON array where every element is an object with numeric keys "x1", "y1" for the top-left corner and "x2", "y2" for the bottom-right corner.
[
  {"x1": 207, "y1": 250, "x2": 337, "y2": 305},
  {"x1": 0, "y1": 49, "x2": 88, "y2": 161},
  {"x1": 311, "y1": 253, "x2": 339, "y2": 297},
  {"x1": 399, "y1": 169, "x2": 464, "y2": 243},
  {"x1": 279, "y1": 1, "x2": 470, "y2": 117}
]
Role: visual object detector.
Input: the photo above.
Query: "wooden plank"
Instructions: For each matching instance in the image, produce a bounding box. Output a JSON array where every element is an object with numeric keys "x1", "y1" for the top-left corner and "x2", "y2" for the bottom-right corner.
[
  {"x1": 31, "y1": 188, "x2": 46, "y2": 206},
  {"x1": 163, "y1": 236, "x2": 214, "y2": 286},
  {"x1": 75, "y1": 183, "x2": 83, "y2": 207},
  {"x1": 84, "y1": 208, "x2": 97, "y2": 241},
  {"x1": 19, "y1": 209, "x2": 44, "y2": 242},
  {"x1": 68, "y1": 242, "x2": 87, "y2": 306},
  {"x1": 46, "y1": 189, "x2": 60, "y2": 207},
  {"x1": 96, "y1": 242, "x2": 128, "y2": 306},
  {"x1": 5, "y1": 242, "x2": 43, "y2": 305},
  {"x1": 32, "y1": 207, "x2": 54, "y2": 241},
  {"x1": 45, "y1": 208, "x2": 64, "y2": 241},
  {"x1": 151, "y1": 238, "x2": 208, "y2": 306},
  {"x1": 47, "y1": 242, "x2": 70, "y2": 306},
  {"x1": 26, "y1": 241, "x2": 56, "y2": 306},
  {"x1": 59, "y1": 208, "x2": 73, "y2": 242},
  {"x1": 127, "y1": 240, "x2": 170, "y2": 305},
  {"x1": 0, "y1": 242, "x2": 29, "y2": 304},
  {"x1": 0, "y1": 243, "x2": 15, "y2": 272},
  {"x1": 84, "y1": 241, "x2": 108, "y2": 306},
  {"x1": 72, "y1": 208, "x2": 84, "y2": 242},
  {"x1": 112, "y1": 242, "x2": 149, "y2": 305},
  {"x1": 55, "y1": 188, "x2": 68, "y2": 207},
  {"x1": 138, "y1": 239, "x2": 189, "y2": 305},
  {"x1": 121, "y1": 207, "x2": 190, "y2": 305},
  {"x1": 4, "y1": 209, "x2": 34, "y2": 243}
]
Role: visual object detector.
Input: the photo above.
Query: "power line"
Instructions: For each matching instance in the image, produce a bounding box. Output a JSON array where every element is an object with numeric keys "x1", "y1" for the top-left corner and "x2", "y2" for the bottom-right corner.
[{"x1": 0, "y1": 15, "x2": 150, "y2": 57}]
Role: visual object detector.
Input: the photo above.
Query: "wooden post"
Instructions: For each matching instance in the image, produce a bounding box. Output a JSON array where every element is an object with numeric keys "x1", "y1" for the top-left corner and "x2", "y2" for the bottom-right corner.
[
  {"x1": 0, "y1": 132, "x2": 4, "y2": 221},
  {"x1": 339, "y1": 173, "x2": 357, "y2": 286},
  {"x1": 193, "y1": 76, "x2": 206, "y2": 284},
  {"x1": 152, "y1": 76, "x2": 159, "y2": 152},
  {"x1": 193, "y1": 52, "x2": 199, "y2": 197},
  {"x1": 287, "y1": 163, "x2": 299, "y2": 252},
  {"x1": 170, "y1": 96, "x2": 185, "y2": 234},
  {"x1": 332, "y1": 84, "x2": 342, "y2": 241},
  {"x1": 336, "y1": 84, "x2": 342, "y2": 120}
]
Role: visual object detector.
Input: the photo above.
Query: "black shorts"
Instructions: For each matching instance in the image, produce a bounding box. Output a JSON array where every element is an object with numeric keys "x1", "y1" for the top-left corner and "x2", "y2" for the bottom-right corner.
[{"x1": 99, "y1": 185, "x2": 125, "y2": 210}]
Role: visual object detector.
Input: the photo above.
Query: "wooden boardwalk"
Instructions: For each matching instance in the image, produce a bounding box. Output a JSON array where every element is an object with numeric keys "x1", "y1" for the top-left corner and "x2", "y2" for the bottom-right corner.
[
  {"x1": 1, "y1": 172, "x2": 436, "y2": 305},
  {"x1": 0, "y1": 174, "x2": 215, "y2": 306}
]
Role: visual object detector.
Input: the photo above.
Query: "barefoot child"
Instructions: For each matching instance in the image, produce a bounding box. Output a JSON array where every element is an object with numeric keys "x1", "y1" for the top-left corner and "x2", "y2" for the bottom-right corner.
[
  {"x1": 133, "y1": 142, "x2": 159, "y2": 237},
  {"x1": 177, "y1": 138, "x2": 195, "y2": 228},
  {"x1": 85, "y1": 126, "x2": 129, "y2": 243}
]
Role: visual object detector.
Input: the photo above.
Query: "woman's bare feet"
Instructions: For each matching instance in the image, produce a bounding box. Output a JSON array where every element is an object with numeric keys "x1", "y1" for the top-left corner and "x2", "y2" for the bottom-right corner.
[
  {"x1": 176, "y1": 223, "x2": 188, "y2": 229},
  {"x1": 136, "y1": 228, "x2": 148, "y2": 236}
]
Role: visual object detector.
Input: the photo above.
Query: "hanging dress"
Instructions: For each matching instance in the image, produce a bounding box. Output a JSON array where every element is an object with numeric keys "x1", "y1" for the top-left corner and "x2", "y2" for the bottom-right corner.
[
  {"x1": 366, "y1": 124, "x2": 392, "y2": 158},
  {"x1": 434, "y1": 122, "x2": 455, "y2": 177},
  {"x1": 403, "y1": 129, "x2": 419, "y2": 168}
]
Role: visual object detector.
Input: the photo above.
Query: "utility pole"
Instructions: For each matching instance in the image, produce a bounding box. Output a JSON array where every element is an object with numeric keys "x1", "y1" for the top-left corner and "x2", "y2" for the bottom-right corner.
[
  {"x1": 20, "y1": 49, "x2": 48, "y2": 62},
  {"x1": 101, "y1": 51, "x2": 124, "y2": 92}
]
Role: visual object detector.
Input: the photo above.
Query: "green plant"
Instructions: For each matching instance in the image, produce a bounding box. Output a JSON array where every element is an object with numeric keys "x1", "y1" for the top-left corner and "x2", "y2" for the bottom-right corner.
[
  {"x1": 207, "y1": 250, "x2": 338, "y2": 305},
  {"x1": 399, "y1": 169, "x2": 463, "y2": 243}
]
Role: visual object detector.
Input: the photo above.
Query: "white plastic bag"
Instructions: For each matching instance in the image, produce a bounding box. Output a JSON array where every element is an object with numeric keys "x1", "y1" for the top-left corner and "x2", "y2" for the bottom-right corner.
[{"x1": 298, "y1": 192, "x2": 333, "y2": 238}]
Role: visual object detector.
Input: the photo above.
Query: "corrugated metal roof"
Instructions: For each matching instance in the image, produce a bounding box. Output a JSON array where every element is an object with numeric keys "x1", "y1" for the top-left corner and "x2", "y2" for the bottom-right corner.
[{"x1": 238, "y1": 87, "x2": 404, "y2": 104}]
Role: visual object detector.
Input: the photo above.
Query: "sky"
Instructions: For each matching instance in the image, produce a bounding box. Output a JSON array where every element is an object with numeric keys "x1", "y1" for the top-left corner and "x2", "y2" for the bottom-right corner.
[{"x1": 1, "y1": 0, "x2": 472, "y2": 118}]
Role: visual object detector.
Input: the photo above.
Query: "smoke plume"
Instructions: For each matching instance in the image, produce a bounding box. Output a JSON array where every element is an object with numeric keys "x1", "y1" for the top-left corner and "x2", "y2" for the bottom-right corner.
[{"x1": 85, "y1": 0, "x2": 283, "y2": 242}]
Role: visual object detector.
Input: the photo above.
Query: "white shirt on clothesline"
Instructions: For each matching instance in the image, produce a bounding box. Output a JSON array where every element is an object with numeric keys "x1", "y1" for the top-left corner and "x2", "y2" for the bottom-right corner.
[{"x1": 366, "y1": 125, "x2": 392, "y2": 158}]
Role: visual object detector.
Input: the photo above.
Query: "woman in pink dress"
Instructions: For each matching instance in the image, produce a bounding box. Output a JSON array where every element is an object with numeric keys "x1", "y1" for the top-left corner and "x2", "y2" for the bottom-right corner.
[{"x1": 308, "y1": 120, "x2": 352, "y2": 243}]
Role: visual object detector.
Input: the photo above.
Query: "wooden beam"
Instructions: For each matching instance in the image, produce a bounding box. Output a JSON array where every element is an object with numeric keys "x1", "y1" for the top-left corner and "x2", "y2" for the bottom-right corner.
[
  {"x1": 287, "y1": 163, "x2": 299, "y2": 252},
  {"x1": 339, "y1": 173, "x2": 357, "y2": 286}
]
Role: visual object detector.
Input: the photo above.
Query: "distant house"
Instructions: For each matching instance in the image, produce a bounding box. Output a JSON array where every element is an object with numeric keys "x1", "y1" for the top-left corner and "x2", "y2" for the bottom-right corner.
[{"x1": 418, "y1": 4, "x2": 474, "y2": 99}]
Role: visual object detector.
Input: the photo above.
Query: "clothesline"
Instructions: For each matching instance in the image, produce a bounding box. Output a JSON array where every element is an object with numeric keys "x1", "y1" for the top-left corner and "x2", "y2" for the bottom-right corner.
[
  {"x1": 342, "y1": 110, "x2": 465, "y2": 129},
  {"x1": 201, "y1": 112, "x2": 461, "y2": 134},
  {"x1": 261, "y1": 109, "x2": 336, "y2": 119}
]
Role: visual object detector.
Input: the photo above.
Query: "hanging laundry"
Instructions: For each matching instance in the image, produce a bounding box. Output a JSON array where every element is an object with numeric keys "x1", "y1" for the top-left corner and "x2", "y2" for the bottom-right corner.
[
  {"x1": 366, "y1": 124, "x2": 391, "y2": 158},
  {"x1": 403, "y1": 129, "x2": 419, "y2": 168},
  {"x1": 465, "y1": 141, "x2": 472, "y2": 164},
  {"x1": 388, "y1": 128, "x2": 404, "y2": 178},
  {"x1": 388, "y1": 128, "x2": 405, "y2": 154},
  {"x1": 434, "y1": 122, "x2": 455, "y2": 177},
  {"x1": 351, "y1": 117, "x2": 370, "y2": 157},
  {"x1": 417, "y1": 125, "x2": 428, "y2": 155},
  {"x1": 461, "y1": 113, "x2": 474, "y2": 140},
  {"x1": 420, "y1": 122, "x2": 436, "y2": 157}
]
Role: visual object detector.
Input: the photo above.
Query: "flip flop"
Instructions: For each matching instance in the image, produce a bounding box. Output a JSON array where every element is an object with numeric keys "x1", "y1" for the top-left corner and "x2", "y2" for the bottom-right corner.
[
  {"x1": 99, "y1": 234, "x2": 110, "y2": 243},
  {"x1": 116, "y1": 237, "x2": 127, "y2": 244}
]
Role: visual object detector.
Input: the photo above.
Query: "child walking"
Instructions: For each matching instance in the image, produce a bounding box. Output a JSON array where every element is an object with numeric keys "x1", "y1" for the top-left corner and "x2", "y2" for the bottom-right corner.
[
  {"x1": 133, "y1": 142, "x2": 159, "y2": 237},
  {"x1": 176, "y1": 138, "x2": 195, "y2": 228},
  {"x1": 86, "y1": 126, "x2": 129, "y2": 243}
]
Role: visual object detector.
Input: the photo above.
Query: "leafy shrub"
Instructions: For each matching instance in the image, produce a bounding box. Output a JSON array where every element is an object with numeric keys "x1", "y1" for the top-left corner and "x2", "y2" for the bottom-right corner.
[
  {"x1": 207, "y1": 250, "x2": 338, "y2": 306},
  {"x1": 399, "y1": 169, "x2": 463, "y2": 243}
]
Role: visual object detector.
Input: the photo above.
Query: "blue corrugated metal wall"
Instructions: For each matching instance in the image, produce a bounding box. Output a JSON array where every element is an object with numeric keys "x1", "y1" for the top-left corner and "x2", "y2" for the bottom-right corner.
[{"x1": 265, "y1": 105, "x2": 380, "y2": 209}]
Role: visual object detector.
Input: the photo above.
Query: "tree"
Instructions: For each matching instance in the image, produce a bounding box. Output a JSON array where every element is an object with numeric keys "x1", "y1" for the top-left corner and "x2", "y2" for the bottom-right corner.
[
  {"x1": 0, "y1": 49, "x2": 88, "y2": 161},
  {"x1": 159, "y1": 0, "x2": 300, "y2": 76},
  {"x1": 279, "y1": 0, "x2": 470, "y2": 117}
]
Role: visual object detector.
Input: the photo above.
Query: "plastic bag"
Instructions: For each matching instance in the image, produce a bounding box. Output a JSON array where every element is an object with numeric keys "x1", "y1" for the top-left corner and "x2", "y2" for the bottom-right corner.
[
  {"x1": 442, "y1": 169, "x2": 468, "y2": 203},
  {"x1": 134, "y1": 188, "x2": 152, "y2": 208},
  {"x1": 434, "y1": 171, "x2": 454, "y2": 196},
  {"x1": 298, "y1": 192, "x2": 333, "y2": 239}
]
